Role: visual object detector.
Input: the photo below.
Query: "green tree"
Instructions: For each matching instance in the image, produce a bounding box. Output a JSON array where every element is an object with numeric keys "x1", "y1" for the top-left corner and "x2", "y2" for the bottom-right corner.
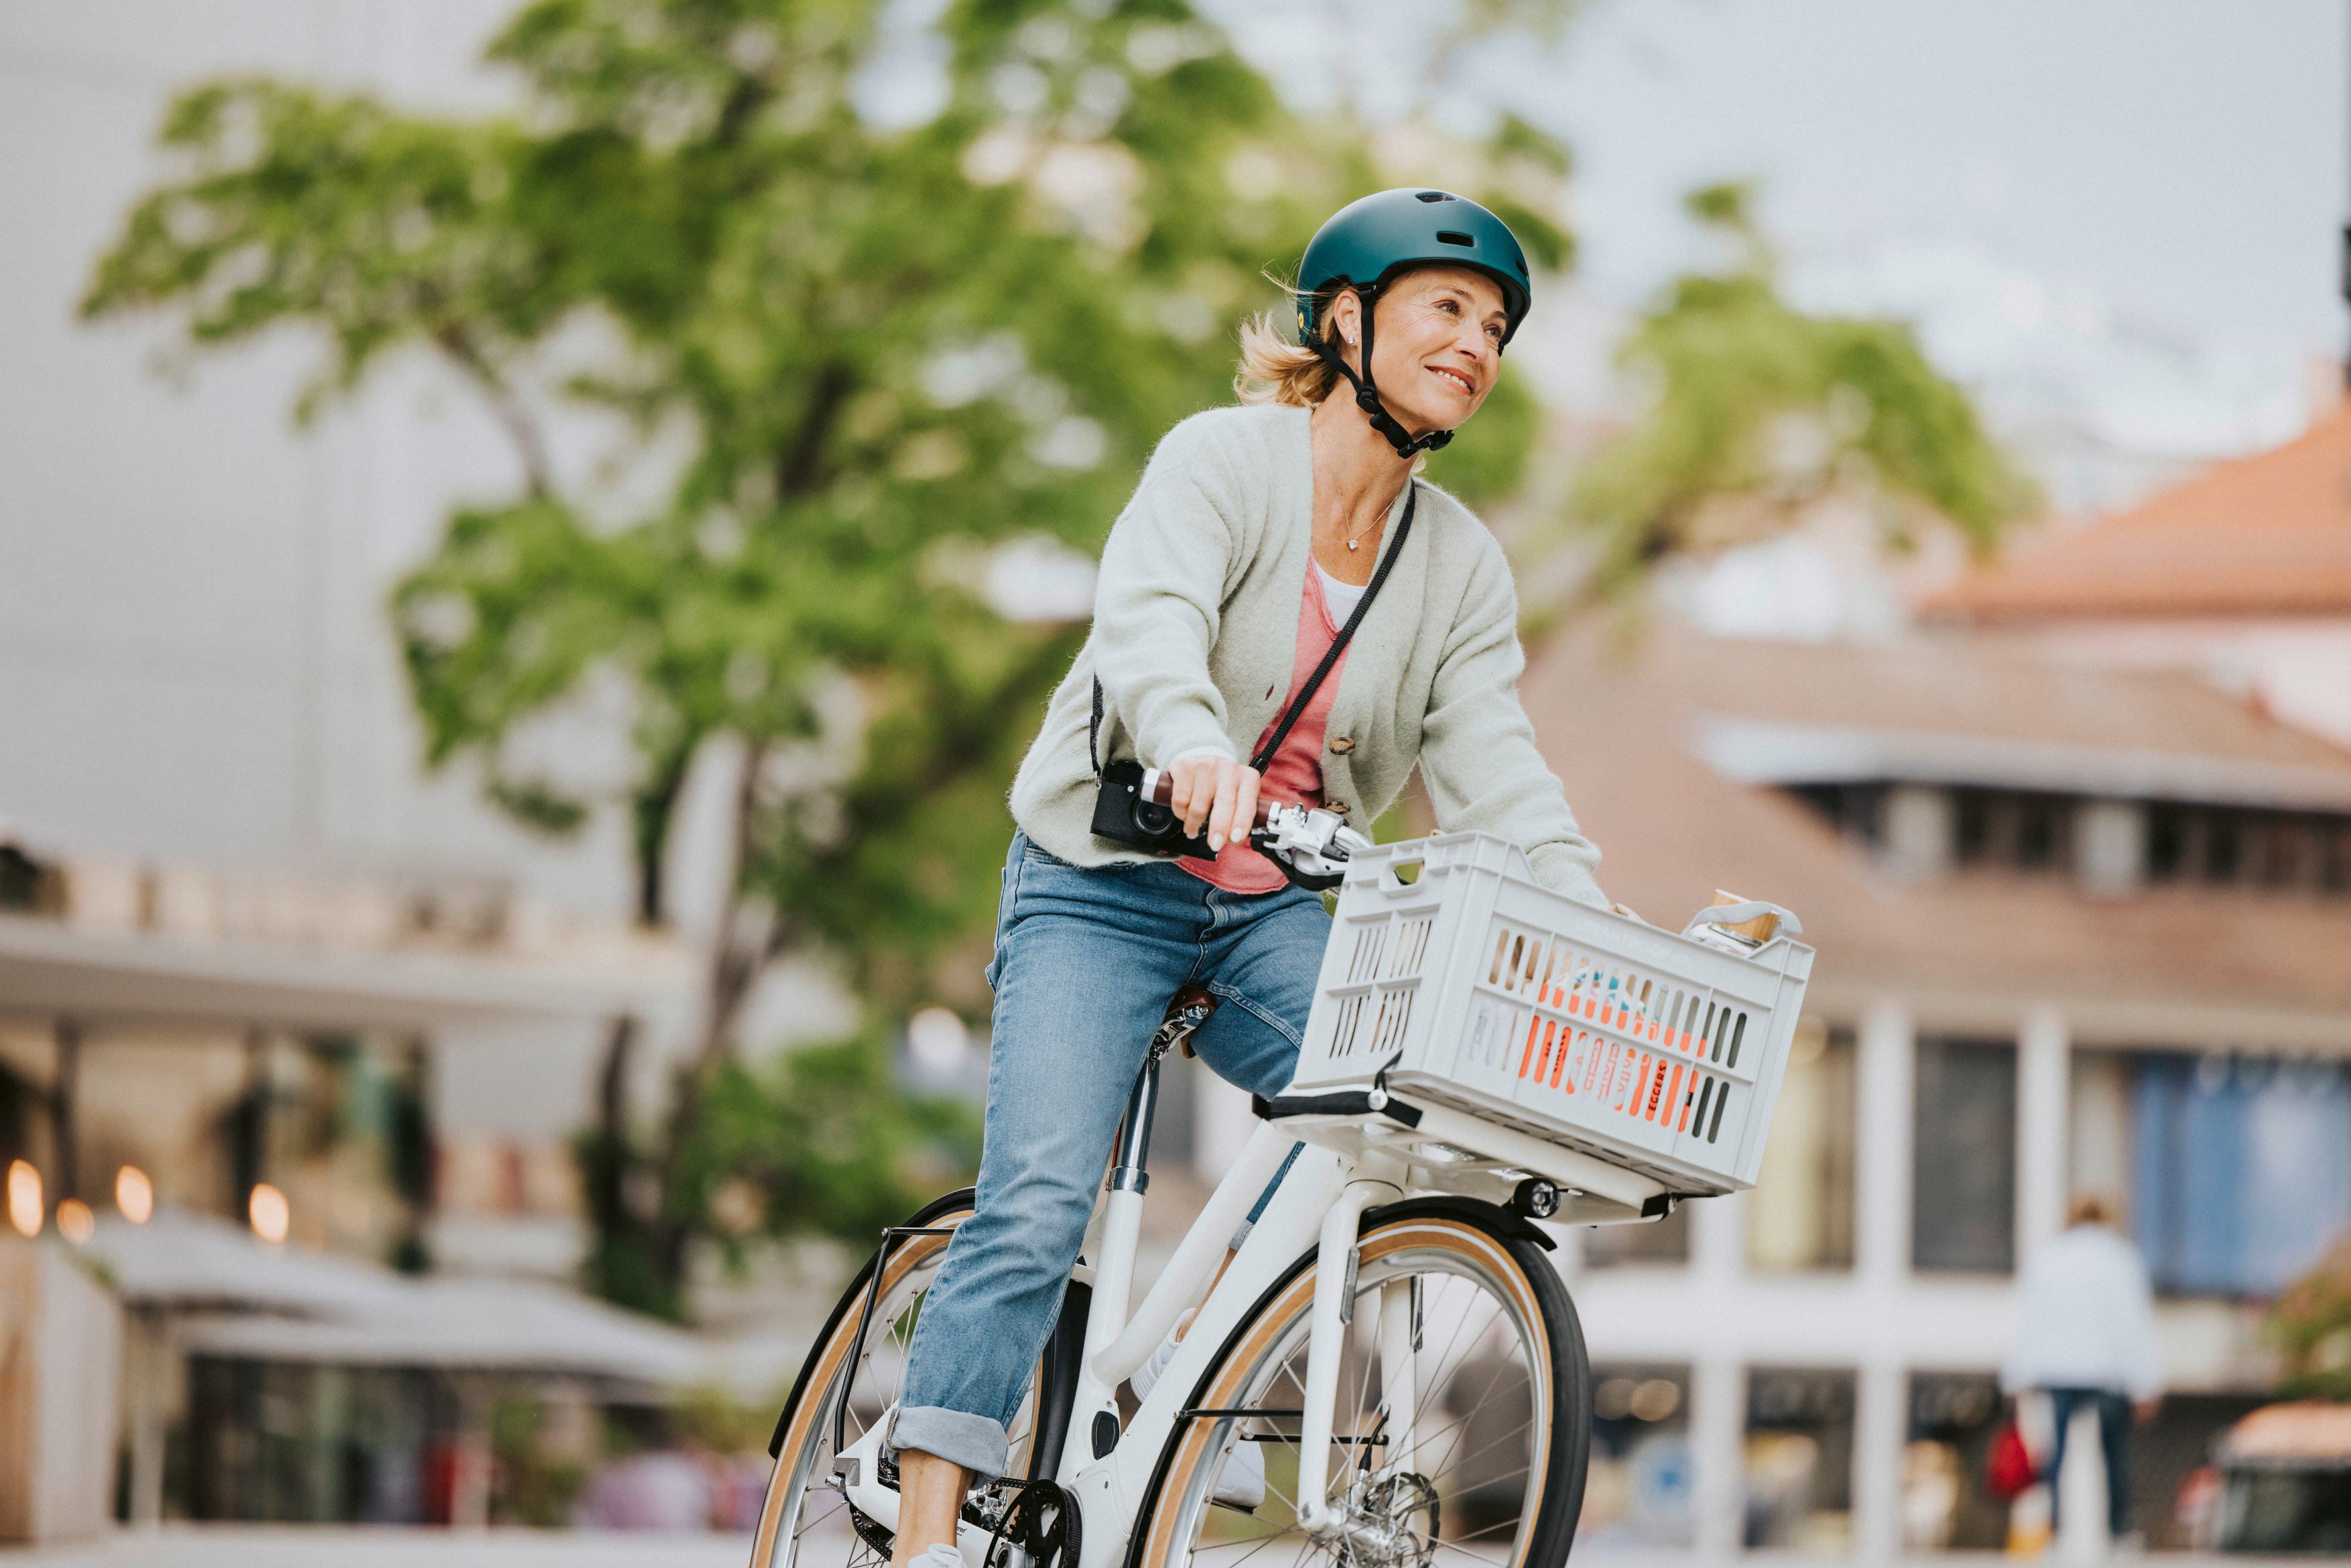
[
  {"x1": 83, "y1": 0, "x2": 1569, "y2": 1315},
  {"x1": 2271, "y1": 1231, "x2": 2351, "y2": 1402},
  {"x1": 1570, "y1": 181, "x2": 2035, "y2": 600}
]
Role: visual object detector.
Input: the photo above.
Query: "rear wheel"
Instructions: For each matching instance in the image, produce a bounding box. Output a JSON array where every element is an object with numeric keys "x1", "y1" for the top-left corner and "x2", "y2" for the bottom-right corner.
[
  {"x1": 1132, "y1": 1201, "x2": 1590, "y2": 1568},
  {"x1": 751, "y1": 1191, "x2": 1060, "y2": 1568}
]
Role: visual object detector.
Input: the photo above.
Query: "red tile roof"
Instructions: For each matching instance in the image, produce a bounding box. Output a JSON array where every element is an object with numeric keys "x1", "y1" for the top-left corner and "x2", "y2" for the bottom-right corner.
[
  {"x1": 1521, "y1": 627, "x2": 2351, "y2": 1018},
  {"x1": 1926, "y1": 403, "x2": 2351, "y2": 620}
]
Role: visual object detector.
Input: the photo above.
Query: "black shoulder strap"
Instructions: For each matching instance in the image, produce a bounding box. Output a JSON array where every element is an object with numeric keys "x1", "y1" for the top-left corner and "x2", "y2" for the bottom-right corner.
[
  {"x1": 1092, "y1": 480, "x2": 1417, "y2": 781},
  {"x1": 1248, "y1": 480, "x2": 1415, "y2": 774}
]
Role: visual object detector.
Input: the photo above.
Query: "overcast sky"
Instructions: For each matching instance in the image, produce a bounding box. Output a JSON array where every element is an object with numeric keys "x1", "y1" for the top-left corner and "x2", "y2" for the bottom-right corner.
[{"x1": 1216, "y1": 0, "x2": 2350, "y2": 484}]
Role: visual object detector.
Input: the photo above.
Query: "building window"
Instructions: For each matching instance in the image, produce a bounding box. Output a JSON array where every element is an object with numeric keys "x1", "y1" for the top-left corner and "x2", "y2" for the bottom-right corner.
[
  {"x1": 2130, "y1": 1053, "x2": 2351, "y2": 1296},
  {"x1": 1745, "y1": 1367, "x2": 1857, "y2": 1552},
  {"x1": 1582, "y1": 1363, "x2": 1694, "y2": 1549},
  {"x1": 1750, "y1": 1019, "x2": 1855, "y2": 1271},
  {"x1": 1905, "y1": 1372, "x2": 2007, "y2": 1551},
  {"x1": 1913, "y1": 1038, "x2": 2017, "y2": 1274},
  {"x1": 1788, "y1": 783, "x2": 1888, "y2": 846},
  {"x1": 1583, "y1": 1203, "x2": 1690, "y2": 1267},
  {"x1": 1952, "y1": 789, "x2": 2073, "y2": 872},
  {"x1": 2146, "y1": 804, "x2": 2351, "y2": 893}
]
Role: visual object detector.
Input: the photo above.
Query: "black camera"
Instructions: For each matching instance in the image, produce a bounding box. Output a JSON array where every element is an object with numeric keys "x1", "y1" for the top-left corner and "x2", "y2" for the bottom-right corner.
[{"x1": 1090, "y1": 759, "x2": 1216, "y2": 860}]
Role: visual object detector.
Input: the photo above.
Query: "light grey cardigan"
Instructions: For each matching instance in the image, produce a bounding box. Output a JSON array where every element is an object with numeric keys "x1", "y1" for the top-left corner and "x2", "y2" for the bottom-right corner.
[{"x1": 1009, "y1": 404, "x2": 1608, "y2": 907}]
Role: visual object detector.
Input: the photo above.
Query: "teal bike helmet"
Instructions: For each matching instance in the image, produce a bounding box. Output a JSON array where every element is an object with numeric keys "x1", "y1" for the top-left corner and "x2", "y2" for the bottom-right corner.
[{"x1": 1295, "y1": 188, "x2": 1534, "y2": 458}]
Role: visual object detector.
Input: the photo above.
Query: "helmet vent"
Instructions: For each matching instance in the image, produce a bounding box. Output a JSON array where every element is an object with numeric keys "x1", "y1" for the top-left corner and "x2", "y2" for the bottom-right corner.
[
  {"x1": 1436, "y1": 231, "x2": 1476, "y2": 247},
  {"x1": 1415, "y1": 191, "x2": 1454, "y2": 202}
]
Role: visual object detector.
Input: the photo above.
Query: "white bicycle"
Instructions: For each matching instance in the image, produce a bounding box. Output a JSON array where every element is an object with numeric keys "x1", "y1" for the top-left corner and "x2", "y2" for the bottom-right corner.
[{"x1": 751, "y1": 786, "x2": 1793, "y2": 1568}]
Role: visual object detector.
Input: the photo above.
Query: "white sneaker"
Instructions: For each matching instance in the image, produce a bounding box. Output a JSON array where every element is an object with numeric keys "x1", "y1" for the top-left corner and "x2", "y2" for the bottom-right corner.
[
  {"x1": 1211, "y1": 1437, "x2": 1265, "y2": 1511},
  {"x1": 917, "y1": 1544, "x2": 962, "y2": 1568},
  {"x1": 1129, "y1": 1309, "x2": 1197, "y2": 1401},
  {"x1": 1127, "y1": 1312, "x2": 1259, "y2": 1510}
]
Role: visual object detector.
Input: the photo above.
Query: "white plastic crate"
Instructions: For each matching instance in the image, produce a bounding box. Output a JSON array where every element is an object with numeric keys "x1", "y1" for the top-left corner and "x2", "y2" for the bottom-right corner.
[{"x1": 1290, "y1": 832, "x2": 1816, "y2": 1196}]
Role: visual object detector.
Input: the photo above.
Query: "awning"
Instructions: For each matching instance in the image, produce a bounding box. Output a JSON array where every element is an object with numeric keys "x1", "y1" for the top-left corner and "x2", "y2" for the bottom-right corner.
[
  {"x1": 81, "y1": 1210, "x2": 711, "y2": 1386},
  {"x1": 0, "y1": 911, "x2": 684, "y2": 1031}
]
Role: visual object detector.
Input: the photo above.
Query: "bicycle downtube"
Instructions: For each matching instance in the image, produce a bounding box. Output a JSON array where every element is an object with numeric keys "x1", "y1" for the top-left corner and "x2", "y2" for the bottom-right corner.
[{"x1": 1292, "y1": 1166, "x2": 1403, "y2": 1537}]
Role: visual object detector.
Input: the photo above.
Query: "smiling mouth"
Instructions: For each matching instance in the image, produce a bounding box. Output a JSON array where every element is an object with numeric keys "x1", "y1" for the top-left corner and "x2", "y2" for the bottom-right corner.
[{"x1": 1427, "y1": 365, "x2": 1476, "y2": 396}]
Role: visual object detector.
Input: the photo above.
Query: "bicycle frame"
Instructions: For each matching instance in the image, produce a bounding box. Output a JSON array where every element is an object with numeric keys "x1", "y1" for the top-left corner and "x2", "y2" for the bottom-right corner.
[{"x1": 825, "y1": 1055, "x2": 1672, "y2": 1568}]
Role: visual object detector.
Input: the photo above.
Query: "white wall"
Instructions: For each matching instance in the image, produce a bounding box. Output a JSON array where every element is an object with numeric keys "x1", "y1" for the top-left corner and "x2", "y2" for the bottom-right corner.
[{"x1": 0, "y1": 1, "x2": 639, "y2": 917}]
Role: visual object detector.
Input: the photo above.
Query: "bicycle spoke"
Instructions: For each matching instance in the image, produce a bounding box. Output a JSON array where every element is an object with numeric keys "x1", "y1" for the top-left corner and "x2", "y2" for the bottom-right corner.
[{"x1": 1151, "y1": 1240, "x2": 1564, "y2": 1568}]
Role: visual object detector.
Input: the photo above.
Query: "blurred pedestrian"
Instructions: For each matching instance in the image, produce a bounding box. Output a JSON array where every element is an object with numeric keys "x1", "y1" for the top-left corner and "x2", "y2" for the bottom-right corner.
[{"x1": 2001, "y1": 1195, "x2": 2163, "y2": 1544}]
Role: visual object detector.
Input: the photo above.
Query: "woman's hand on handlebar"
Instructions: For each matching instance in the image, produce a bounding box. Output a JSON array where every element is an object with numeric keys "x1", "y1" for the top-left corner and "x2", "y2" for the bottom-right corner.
[{"x1": 1167, "y1": 755, "x2": 1261, "y2": 854}]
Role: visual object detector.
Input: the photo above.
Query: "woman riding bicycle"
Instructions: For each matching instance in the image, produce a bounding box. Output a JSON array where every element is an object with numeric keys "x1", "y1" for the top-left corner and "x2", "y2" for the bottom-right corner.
[{"x1": 883, "y1": 189, "x2": 1609, "y2": 1568}]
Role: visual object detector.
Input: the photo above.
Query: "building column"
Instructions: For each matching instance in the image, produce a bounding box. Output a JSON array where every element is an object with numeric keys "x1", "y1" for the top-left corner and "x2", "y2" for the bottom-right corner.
[
  {"x1": 1855, "y1": 1360, "x2": 1908, "y2": 1561},
  {"x1": 51, "y1": 1018, "x2": 79, "y2": 1203},
  {"x1": 1691, "y1": 1353, "x2": 1746, "y2": 1557},
  {"x1": 1688, "y1": 1191, "x2": 1748, "y2": 1555},
  {"x1": 127, "y1": 1305, "x2": 169, "y2": 1526},
  {"x1": 1852, "y1": 1000, "x2": 1914, "y2": 1561},
  {"x1": 1855, "y1": 1000, "x2": 1914, "y2": 1285},
  {"x1": 2017, "y1": 1007, "x2": 2072, "y2": 1262}
]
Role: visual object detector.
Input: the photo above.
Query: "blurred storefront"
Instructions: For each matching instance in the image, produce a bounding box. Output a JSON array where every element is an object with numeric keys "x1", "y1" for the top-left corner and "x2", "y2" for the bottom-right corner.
[
  {"x1": 80, "y1": 1207, "x2": 708, "y2": 1526},
  {"x1": 0, "y1": 850, "x2": 695, "y2": 1525}
]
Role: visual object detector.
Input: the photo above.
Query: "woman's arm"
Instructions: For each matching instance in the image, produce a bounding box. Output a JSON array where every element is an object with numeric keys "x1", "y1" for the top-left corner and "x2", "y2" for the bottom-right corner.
[
  {"x1": 1090, "y1": 420, "x2": 1247, "y2": 770},
  {"x1": 1417, "y1": 545, "x2": 1608, "y2": 907}
]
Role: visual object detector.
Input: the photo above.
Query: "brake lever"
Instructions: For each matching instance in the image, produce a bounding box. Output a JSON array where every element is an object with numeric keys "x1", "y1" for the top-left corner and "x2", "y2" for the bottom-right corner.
[{"x1": 1250, "y1": 803, "x2": 1373, "y2": 893}]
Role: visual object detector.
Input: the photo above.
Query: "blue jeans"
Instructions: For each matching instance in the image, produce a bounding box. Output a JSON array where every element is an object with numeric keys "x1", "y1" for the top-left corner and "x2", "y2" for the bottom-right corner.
[
  {"x1": 890, "y1": 832, "x2": 1330, "y2": 1478},
  {"x1": 2046, "y1": 1387, "x2": 2133, "y2": 1539}
]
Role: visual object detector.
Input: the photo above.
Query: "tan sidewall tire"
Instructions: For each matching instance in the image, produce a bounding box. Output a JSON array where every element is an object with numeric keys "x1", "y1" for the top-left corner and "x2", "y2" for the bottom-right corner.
[
  {"x1": 1131, "y1": 1208, "x2": 1582, "y2": 1568},
  {"x1": 750, "y1": 1203, "x2": 976, "y2": 1568}
]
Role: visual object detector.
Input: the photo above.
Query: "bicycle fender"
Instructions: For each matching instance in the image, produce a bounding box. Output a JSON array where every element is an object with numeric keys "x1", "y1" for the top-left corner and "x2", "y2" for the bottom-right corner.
[
  {"x1": 1361, "y1": 1193, "x2": 1557, "y2": 1252},
  {"x1": 768, "y1": 1186, "x2": 977, "y2": 1459}
]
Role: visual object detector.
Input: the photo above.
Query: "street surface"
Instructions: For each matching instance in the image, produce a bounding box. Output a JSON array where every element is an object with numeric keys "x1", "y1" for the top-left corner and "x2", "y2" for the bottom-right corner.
[
  {"x1": 0, "y1": 1532, "x2": 2321, "y2": 1568},
  {"x1": 0, "y1": 1530, "x2": 753, "y2": 1567}
]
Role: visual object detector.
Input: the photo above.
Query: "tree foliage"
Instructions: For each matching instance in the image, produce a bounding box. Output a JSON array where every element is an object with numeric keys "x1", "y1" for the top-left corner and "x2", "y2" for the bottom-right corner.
[
  {"x1": 84, "y1": 0, "x2": 1570, "y2": 1314},
  {"x1": 1572, "y1": 181, "x2": 2036, "y2": 597},
  {"x1": 2271, "y1": 1231, "x2": 2351, "y2": 1402}
]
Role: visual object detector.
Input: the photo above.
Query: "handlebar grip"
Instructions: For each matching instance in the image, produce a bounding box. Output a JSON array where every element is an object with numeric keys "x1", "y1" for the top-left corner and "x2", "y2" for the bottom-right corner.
[{"x1": 1142, "y1": 766, "x2": 1280, "y2": 829}]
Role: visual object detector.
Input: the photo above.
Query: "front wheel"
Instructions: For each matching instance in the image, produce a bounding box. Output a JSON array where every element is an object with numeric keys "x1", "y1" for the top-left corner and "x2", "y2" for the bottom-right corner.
[{"x1": 1132, "y1": 1200, "x2": 1592, "y2": 1568}]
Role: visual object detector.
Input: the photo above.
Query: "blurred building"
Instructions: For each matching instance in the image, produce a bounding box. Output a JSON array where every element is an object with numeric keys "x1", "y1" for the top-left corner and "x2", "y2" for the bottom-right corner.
[
  {"x1": 1925, "y1": 396, "x2": 2351, "y2": 748},
  {"x1": 0, "y1": 845, "x2": 697, "y2": 1524},
  {"x1": 1521, "y1": 615, "x2": 2350, "y2": 1555}
]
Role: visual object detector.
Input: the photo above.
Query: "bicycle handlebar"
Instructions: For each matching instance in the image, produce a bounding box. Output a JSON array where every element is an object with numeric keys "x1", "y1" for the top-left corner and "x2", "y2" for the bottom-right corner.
[{"x1": 1139, "y1": 766, "x2": 1295, "y2": 831}]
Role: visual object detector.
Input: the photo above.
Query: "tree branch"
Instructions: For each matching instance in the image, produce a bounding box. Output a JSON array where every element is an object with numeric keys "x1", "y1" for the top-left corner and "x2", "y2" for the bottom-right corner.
[
  {"x1": 434, "y1": 324, "x2": 554, "y2": 497},
  {"x1": 777, "y1": 362, "x2": 854, "y2": 502}
]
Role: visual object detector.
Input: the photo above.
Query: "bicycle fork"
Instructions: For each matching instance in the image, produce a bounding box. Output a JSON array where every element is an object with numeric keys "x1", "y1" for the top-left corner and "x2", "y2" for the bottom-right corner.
[{"x1": 1291, "y1": 1167, "x2": 1405, "y2": 1541}]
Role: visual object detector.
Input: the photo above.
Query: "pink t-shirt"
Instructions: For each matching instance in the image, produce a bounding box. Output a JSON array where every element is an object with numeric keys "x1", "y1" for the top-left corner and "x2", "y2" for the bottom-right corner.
[{"x1": 1181, "y1": 570, "x2": 1351, "y2": 895}]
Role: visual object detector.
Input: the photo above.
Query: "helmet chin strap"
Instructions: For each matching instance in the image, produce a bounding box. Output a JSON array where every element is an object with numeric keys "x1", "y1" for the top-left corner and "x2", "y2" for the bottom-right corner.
[{"x1": 1312, "y1": 288, "x2": 1455, "y2": 460}]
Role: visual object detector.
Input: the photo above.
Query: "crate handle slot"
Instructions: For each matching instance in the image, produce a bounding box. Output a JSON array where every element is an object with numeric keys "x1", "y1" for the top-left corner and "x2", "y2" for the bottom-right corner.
[
  {"x1": 1683, "y1": 900, "x2": 1803, "y2": 939},
  {"x1": 1383, "y1": 858, "x2": 1425, "y2": 889}
]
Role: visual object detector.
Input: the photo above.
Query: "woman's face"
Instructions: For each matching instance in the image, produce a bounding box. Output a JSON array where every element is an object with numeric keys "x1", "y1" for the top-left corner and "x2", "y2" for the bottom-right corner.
[{"x1": 1330, "y1": 265, "x2": 1509, "y2": 435}]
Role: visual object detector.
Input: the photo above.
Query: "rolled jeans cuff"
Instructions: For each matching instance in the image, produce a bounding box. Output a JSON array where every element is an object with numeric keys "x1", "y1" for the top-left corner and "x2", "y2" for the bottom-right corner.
[{"x1": 888, "y1": 1404, "x2": 1009, "y2": 1481}]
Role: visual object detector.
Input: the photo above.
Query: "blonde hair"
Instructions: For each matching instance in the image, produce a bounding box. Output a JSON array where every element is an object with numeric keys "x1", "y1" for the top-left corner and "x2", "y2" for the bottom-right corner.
[{"x1": 1234, "y1": 281, "x2": 1348, "y2": 409}]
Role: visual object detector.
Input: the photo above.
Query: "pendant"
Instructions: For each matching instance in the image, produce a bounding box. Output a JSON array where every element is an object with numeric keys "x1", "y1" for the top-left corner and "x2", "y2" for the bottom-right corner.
[{"x1": 1347, "y1": 539, "x2": 1359, "y2": 551}]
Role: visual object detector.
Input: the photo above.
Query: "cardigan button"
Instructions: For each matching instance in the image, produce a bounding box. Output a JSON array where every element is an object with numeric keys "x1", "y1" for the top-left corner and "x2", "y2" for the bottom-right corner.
[
  {"x1": 1328, "y1": 800, "x2": 1350, "y2": 816},
  {"x1": 1327, "y1": 736, "x2": 1356, "y2": 755}
]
